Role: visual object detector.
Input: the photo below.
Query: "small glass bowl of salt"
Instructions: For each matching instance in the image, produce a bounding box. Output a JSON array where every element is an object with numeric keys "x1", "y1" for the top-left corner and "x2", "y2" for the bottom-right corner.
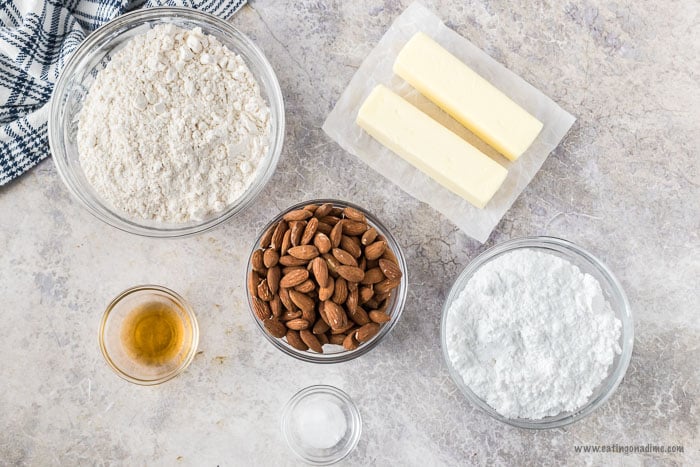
[{"x1": 281, "y1": 385, "x2": 362, "y2": 465}]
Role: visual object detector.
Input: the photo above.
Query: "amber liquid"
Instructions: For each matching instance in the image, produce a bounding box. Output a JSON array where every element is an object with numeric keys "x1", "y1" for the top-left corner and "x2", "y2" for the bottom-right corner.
[{"x1": 120, "y1": 300, "x2": 187, "y2": 366}]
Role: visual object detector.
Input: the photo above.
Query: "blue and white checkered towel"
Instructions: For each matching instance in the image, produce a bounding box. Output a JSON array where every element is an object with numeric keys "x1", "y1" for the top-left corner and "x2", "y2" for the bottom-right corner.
[{"x1": 0, "y1": 0, "x2": 246, "y2": 185}]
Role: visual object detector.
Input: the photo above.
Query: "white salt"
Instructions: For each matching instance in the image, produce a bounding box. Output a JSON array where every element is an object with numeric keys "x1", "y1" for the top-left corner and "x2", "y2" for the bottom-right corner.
[{"x1": 294, "y1": 398, "x2": 347, "y2": 450}]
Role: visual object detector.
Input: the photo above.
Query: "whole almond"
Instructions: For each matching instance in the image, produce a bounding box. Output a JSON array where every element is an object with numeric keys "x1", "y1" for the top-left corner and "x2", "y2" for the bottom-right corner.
[
  {"x1": 348, "y1": 304, "x2": 370, "y2": 326},
  {"x1": 271, "y1": 221, "x2": 288, "y2": 249},
  {"x1": 330, "y1": 334, "x2": 346, "y2": 346},
  {"x1": 288, "y1": 245, "x2": 319, "y2": 260},
  {"x1": 301, "y1": 306, "x2": 316, "y2": 324},
  {"x1": 318, "y1": 279, "x2": 335, "y2": 301},
  {"x1": 314, "y1": 232, "x2": 332, "y2": 254},
  {"x1": 281, "y1": 229, "x2": 292, "y2": 256},
  {"x1": 301, "y1": 217, "x2": 318, "y2": 245},
  {"x1": 289, "y1": 289, "x2": 315, "y2": 315},
  {"x1": 248, "y1": 270, "x2": 260, "y2": 299},
  {"x1": 270, "y1": 295, "x2": 282, "y2": 318},
  {"x1": 336, "y1": 265, "x2": 365, "y2": 283},
  {"x1": 251, "y1": 249, "x2": 265, "y2": 272},
  {"x1": 280, "y1": 269, "x2": 309, "y2": 288},
  {"x1": 279, "y1": 287, "x2": 294, "y2": 311},
  {"x1": 369, "y1": 310, "x2": 391, "y2": 324},
  {"x1": 260, "y1": 223, "x2": 276, "y2": 248},
  {"x1": 264, "y1": 319, "x2": 287, "y2": 338},
  {"x1": 346, "y1": 286, "x2": 359, "y2": 314},
  {"x1": 375, "y1": 278, "x2": 400, "y2": 295},
  {"x1": 324, "y1": 300, "x2": 348, "y2": 330},
  {"x1": 341, "y1": 235, "x2": 362, "y2": 258},
  {"x1": 361, "y1": 227, "x2": 378, "y2": 246},
  {"x1": 323, "y1": 253, "x2": 341, "y2": 277},
  {"x1": 330, "y1": 220, "x2": 343, "y2": 248},
  {"x1": 361, "y1": 267, "x2": 385, "y2": 285},
  {"x1": 332, "y1": 277, "x2": 348, "y2": 304},
  {"x1": 285, "y1": 318, "x2": 310, "y2": 331},
  {"x1": 318, "y1": 301, "x2": 330, "y2": 326},
  {"x1": 332, "y1": 248, "x2": 358, "y2": 267},
  {"x1": 300, "y1": 330, "x2": 323, "y2": 353},
  {"x1": 311, "y1": 257, "x2": 329, "y2": 288},
  {"x1": 283, "y1": 266, "x2": 306, "y2": 275},
  {"x1": 290, "y1": 221, "x2": 304, "y2": 247},
  {"x1": 251, "y1": 297, "x2": 271, "y2": 321},
  {"x1": 343, "y1": 206, "x2": 366, "y2": 222},
  {"x1": 316, "y1": 222, "x2": 332, "y2": 235},
  {"x1": 375, "y1": 292, "x2": 391, "y2": 303},
  {"x1": 359, "y1": 285, "x2": 374, "y2": 304},
  {"x1": 379, "y1": 258, "x2": 402, "y2": 280},
  {"x1": 279, "y1": 255, "x2": 308, "y2": 267},
  {"x1": 320, "y1": 215, "x2": 341, "y2": 226},
  {"x1": 317, "y1": 332, "x2": 329, "y2": 346},
  {"x1": 313, "y1": 318, "x2": 330, "y2": 335},
  {"x1": 313, "y1": 203, "x2": 334, "y2": 219},
  {"x1": 364, "y1": 240, "x2": 386, "y2": 261},
  {"x1": 355, "y1": 323, "x2": 380, "y2": 342},
  {"x1": 263, "y1": 248, "x2": 279, "y2": 268},
  {"x1": 294, "y1": 279, "x2": 316, "y2": 294},
  {"x1": 257, "y1": 279, "x2": 273, "y2": 301},
  {"x1": 283, "y1": 209, "x2": 313, "y2": 222},
  {"x1": 342, "y1": 220, "x2": 368, "y2": 236},
  {"x1": 286, "y1": 330, "x2": 308, "y2": 351},
  {"x1": 281, "y1": 310, "x2": 302, "y2": 321},
  {"x1": 331, "y1": 321, "x2": 356, "y2": 335},
  {"x1": 267, "y1": 266, "x2": 281, "y2": 295},
  {"x1": 342, "y1": 333, "x2": 359, "y2": 350},
  {"x1": 303, "y1": 203, "x2": 319, "y2": 213}
]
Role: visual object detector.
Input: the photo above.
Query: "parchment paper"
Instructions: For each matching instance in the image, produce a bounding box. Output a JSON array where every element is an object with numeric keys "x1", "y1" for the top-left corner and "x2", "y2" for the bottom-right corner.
[{"x1": 322, "y1": 2, "x2": 576, "y2": 243}]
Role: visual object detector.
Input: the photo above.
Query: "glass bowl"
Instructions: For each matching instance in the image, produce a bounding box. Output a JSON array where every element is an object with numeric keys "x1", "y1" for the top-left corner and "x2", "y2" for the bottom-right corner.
[
  {"x1": 440, "y1": 236, "x2": 634, "y2": 429},
  {"x1": 99, "y1": 285, "x2": 199, "y2": 385},
  {"x1": 246, "y1": 199, "x2": 408, "y2": 364},
  {"x1": 49, "y1": 7, "x2": 285, "y2": 237},
  {"x1": 281, "y1": 385, "x2": 362, "y2": 465}
]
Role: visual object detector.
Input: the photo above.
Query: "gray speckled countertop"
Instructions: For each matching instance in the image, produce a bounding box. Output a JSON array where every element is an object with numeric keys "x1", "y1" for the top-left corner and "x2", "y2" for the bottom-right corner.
[{"x1": 1, "y1": 0, "x2": 698, "y2": 465}]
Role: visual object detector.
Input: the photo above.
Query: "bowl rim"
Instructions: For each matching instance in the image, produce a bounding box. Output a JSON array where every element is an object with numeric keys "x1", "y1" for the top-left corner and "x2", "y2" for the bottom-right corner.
[
  {"x1": 48, "y1": 7, "x2": 285, "y2": 238},
  {"x1": 246, "y1": 198, "x2": 409, "y2": 364},
  {"x1": 98, "y1": 284, "x2": 200, "y2": 385},
  {"x1": 440, "y1": 236, "x2": 634, "y2": 429}
]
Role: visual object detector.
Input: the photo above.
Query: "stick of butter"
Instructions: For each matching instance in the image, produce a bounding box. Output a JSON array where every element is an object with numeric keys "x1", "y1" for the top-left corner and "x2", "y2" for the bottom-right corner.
[
  {"x1": 394, "y1": 32, "x2": 543, "y2": 161},
  {"x1": 356, "y1": 85, "x2": 507, "y2": 209}
]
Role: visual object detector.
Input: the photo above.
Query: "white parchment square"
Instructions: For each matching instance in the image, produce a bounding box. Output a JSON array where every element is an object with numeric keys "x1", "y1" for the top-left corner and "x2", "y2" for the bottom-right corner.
[{"x1": 322, "y1": 2, "x2": 576, "y2": 243}]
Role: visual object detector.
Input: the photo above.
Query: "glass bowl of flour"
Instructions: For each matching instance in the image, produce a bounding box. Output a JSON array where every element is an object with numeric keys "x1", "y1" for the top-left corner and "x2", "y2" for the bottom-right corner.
[
  {"x1": 49, "y1": 7, "x2": 284, "y2": 237},
  {"x1": 441, "y1": 236, "x2": 633, "y2": 429}
]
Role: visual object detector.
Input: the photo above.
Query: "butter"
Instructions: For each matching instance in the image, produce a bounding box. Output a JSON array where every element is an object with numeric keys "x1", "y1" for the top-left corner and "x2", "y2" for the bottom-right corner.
[
  {"x1": 356, "y1": 85, "x2": 507, "y2": 209},
  {"x1": 394, "y1": 32, "x2": 543, "y2": 161}
]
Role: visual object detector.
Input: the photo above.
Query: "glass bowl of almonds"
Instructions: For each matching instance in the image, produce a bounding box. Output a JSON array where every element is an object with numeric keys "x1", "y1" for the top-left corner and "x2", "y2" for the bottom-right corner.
[{"x1": 246, "y1": 199, "x2": 408, "y2": 363}]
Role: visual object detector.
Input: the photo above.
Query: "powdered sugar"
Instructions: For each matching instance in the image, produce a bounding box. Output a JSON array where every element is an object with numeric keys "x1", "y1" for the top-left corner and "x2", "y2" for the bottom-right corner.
[
  {"x1": 77, "y1": 24, "x2": 270, "y2": 222},
  {"x1": 445, "y1": 249, "x2": 621, "y2": 420}
]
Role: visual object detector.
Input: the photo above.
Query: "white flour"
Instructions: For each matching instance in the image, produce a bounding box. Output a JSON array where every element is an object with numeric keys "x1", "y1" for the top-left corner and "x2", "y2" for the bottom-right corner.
[
  {"x1": 446, "y1": 249, "x2": 621, "y2": 420},
  {"x1": 77, "y1": 24, "x2": 270, "y2": 222}
]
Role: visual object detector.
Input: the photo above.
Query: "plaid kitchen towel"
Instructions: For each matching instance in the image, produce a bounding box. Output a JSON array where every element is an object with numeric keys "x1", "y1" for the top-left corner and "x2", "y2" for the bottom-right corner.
[{"x1": 0, "y1": 0, "x2": 246, "y2": 185}]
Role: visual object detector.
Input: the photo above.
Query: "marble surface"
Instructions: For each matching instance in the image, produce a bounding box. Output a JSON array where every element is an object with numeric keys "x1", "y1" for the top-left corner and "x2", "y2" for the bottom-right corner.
[{"x1": 1, "y1": 0, "x2": 698, "y2": 465}]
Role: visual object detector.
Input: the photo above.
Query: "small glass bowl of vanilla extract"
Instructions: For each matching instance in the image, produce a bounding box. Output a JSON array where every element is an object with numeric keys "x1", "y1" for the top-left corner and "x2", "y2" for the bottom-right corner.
[{"x1": 99, "y1": 285, "x2": 199, "y2": 385}]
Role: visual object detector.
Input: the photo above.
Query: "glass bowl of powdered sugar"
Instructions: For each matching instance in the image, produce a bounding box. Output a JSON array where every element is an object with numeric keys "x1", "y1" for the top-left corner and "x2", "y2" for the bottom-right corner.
[
  {"x1": 441, "y1": 236, "x2": 633, "y2": 429},
  {"x1": 49, "y1": 7, "x2": 284, "y2": 237}
]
